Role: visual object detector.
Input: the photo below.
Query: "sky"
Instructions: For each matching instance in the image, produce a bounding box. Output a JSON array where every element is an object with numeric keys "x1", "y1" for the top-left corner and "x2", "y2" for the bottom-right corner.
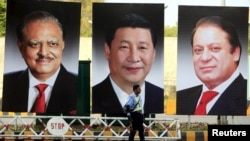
[{"x1": 106, "y1": 0, "x2": 250, "y2": 26}]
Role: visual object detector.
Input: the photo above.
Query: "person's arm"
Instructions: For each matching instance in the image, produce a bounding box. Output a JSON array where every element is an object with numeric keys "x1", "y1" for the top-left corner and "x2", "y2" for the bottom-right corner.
[{"x1": 124, "y1": 95, "x2": 134, "y2": 122}]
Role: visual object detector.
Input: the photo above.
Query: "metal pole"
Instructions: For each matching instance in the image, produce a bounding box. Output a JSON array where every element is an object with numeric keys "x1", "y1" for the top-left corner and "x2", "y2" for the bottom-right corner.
[
  {"x1": 217, "y1": 115, "x2": 221, "y2": 124},
  {"x1": 188, "y1": 115, "x2": 191, "y2": 129},
  {"x1": 221, "y1": 116, "x2": 228, "y2": 125},
  {"x1": 221, "y1": 0, "x2": 226, "y2": 6}
]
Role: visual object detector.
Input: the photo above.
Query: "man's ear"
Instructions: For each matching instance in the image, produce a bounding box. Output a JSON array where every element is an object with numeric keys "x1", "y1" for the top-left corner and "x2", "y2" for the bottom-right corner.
[
  {"x1": 62, "y1": 41, "x2": 65, "y2": 50},
  {"x1": 104, "y1": 43, "x2": 110, "y2": 60},
  {"x1": 17, "y1": 40, "x2": 23, "y2": 52},
  {"x1": 233, "y1": 46, "x2": 241, "y2": 62}
]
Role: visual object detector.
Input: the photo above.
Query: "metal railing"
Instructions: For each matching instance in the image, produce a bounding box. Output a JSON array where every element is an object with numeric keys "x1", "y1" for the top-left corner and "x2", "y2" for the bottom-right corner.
[{"x1": 0, "y1": 115, "x2": 181, "y2": 140}]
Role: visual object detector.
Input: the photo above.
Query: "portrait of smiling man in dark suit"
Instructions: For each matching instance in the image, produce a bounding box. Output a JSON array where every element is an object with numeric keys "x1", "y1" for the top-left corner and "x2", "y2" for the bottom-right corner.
[
  {"x1": 92, "y1": 3, "x2": 165, "y2": 114},
  {"x1": 176, "y1": 6, "x2": 248, "y2": 115},
  {"x1": 1, "y1": 0, "x2": 81, "y2": 115}
]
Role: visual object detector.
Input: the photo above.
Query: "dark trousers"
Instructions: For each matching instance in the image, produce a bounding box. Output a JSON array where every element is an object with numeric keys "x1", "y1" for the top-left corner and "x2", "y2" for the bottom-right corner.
[{"x1": 129, "y1": 112, "x2": 145, "y2": 141}]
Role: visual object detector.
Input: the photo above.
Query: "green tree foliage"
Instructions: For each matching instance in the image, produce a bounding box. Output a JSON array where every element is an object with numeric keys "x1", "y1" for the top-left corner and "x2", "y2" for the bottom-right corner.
[
  {"x1": 164, "y1": 24, "x2": 250, "y2": 55},
  {"x1": 0, "y1": 0, "x2": 104, "y2": 37},
  {"x1": 0, "y1": 0, "x2": 6, "y2": 37},
  {"x1": 0, "y1": 0, "x2": 249, "y2": 55},
  {"x1": 164, "y1": 24, "x2": 177, "y2": 37},
  {"x1": 80, "y1": 0, "x2": 104, "y2": 37}
]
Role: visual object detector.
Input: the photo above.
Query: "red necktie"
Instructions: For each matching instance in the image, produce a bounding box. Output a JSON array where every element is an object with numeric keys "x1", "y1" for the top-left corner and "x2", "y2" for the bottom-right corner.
[
  {"x1": 194, "y1": 91, "x2": 218, "y2": 115},
  {"x1": 32, "y1": 84, "x2": 48, "y2": 113}
]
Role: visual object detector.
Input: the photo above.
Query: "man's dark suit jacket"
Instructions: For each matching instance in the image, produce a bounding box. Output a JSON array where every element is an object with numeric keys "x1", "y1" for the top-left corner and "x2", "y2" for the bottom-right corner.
[
  {"x1": 92, "y1": 76, "x2": 164, "y2": 114},
  {"x1": 2, "y1": 64, "x2": 78, "y2": 114},
  {"x1": 177, "y1": 74, "x2": 247, "y2": 115}
]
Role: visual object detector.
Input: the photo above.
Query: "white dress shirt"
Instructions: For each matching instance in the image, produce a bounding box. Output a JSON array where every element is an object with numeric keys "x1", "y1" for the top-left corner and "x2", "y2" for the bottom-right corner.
[
  {"x1": 198, "y1": 69, "x2": 241, "y2": 113},
  {"x1": 27, "y1": 67, "x2": 60, "y2": 112},
  {"x1": 109, "y1": 76, "x2": 145, "y2": 113}
]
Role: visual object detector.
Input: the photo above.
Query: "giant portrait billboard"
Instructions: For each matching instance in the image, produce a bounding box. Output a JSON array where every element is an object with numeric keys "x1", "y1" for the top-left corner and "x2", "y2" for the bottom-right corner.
[
  {"x1": 1, "y1": 0, "x2": 81, "y2": 115},
  {"x1": 176, "y1": 6, "x2": 249, "y2": 116},
  {"x1": 92, "y1": 3, "x2": 165, "y2": 114}
]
